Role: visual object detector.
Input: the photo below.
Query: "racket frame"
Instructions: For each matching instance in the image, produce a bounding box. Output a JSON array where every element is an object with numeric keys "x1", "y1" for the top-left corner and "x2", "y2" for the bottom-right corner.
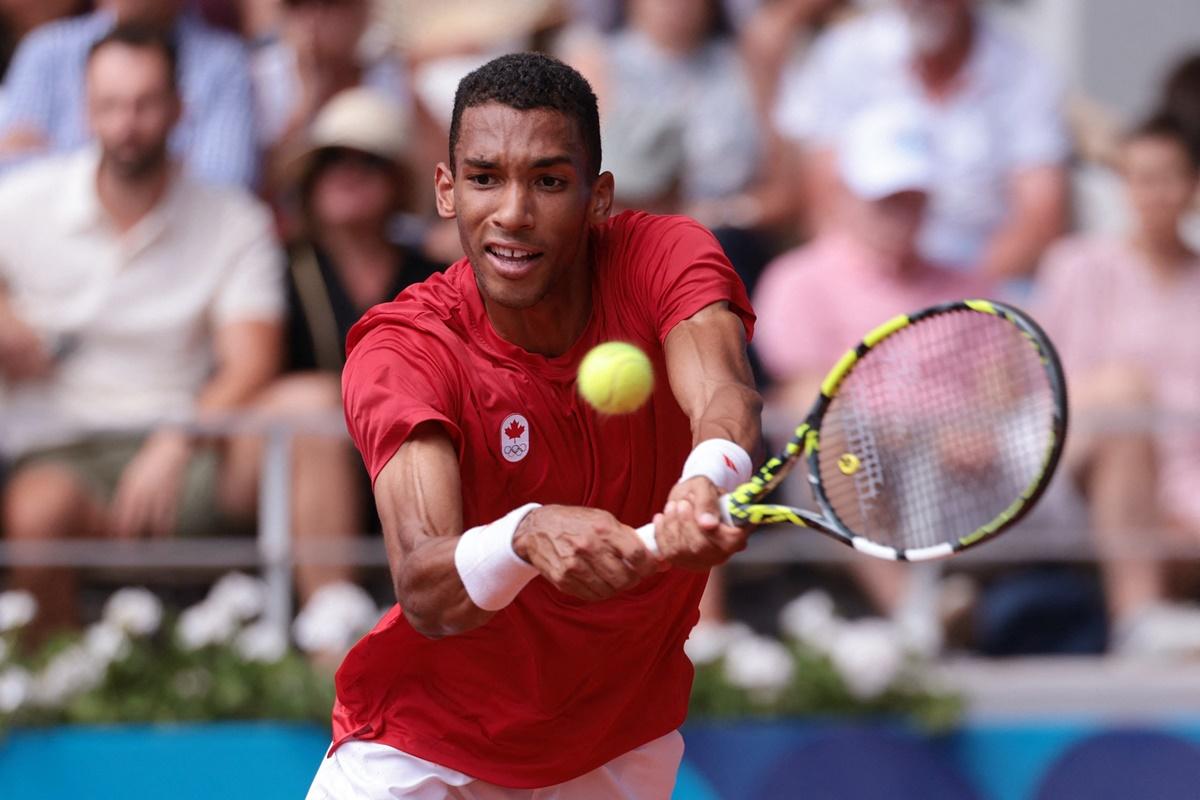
[{"x1": 723, "y1": 298, "x2": 1069, "y2": 561}]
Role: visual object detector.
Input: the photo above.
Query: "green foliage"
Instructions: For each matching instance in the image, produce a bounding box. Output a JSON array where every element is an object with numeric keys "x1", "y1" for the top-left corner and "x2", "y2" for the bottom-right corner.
[{"x1": 689, "y1": 642, "x2": 962, "y2": 732}]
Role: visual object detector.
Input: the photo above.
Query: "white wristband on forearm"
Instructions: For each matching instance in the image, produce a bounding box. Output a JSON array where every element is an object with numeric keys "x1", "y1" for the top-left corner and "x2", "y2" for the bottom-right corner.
[
  {"x1": 454, "y1": 503, "x2": 541, "y2": 612},
  {"x1": 678, "y1": 438, "x2": 753, "y2": 493}
]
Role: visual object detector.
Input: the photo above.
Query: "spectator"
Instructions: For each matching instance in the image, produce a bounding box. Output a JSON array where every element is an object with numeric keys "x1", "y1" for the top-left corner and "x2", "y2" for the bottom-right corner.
[
  {"x1": 754, "y1": 100, "x2": 992, "y2": 640},
  {"x1": 254, "y1": 0, "x2": 409, "y2": 198},
  {"x1": 739, "y1": 0, "x2": 849, "y2": 130},
  {"x1": 1036, "y1": 115, "x2": 1200, "y2": 657},
  {"x1": 219, "y1": 88, "x2": 442, "y2": 601},
  {"x1": 561, "y1": 0, "x2": 761, "y2": 217},
  {"x1": 0, "y1": 0, "x2": 257, "y2": 187},
  {"x1": 0, "y1": 25, "x2": 283, "y2": 635},
  {"x1": 0, "y1": 0, "x2": 88, "y2": 82},
  {"x1": 560, "y1": 0, "x2": 777, "y2": 299},
  {"x1": 774, "y1": 0, "x2": 1070, "y2": 280}
]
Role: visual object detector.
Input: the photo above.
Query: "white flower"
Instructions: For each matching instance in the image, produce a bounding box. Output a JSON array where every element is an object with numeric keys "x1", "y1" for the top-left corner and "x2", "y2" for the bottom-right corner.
[
  {"x1": 32, "y1": 645, "x2": 105, "y2": 707},
  {"x1": 684, "y1": 620, "x2": 752, "y2": 665},
  {"x1": 293, "y1": 582, "x2": 379, "y2": 655},
  {"x1": 828, "y1": 619, "x2": 906, "y2": 700},
  {"x1": 779, "y1": 590, "x2": 838, "y2": 652},
  {"x1": 84, "y1": 622, "x2": 131, "y2": 664},
  {"x1": 0, "y1": 666, "x2": 31, "y2": 714},
  {"x1": 207, "y1": 572, "x2": 268, "y2": 623},
  {"x1": 235, "y1": 621, "x2": 288, "y2": 663},
  {"x1": 102, "y1": 588, "x2": 162, "y2": 637},
  {"x1": 176, "y1": 602, "x2": 238, "y2": 651},
  {"x1": 0, "y1": 590, "x2": 37, "y2": 633},
  {"x1": 723, "y1": 635, "x2": 794, "y2": 699}
]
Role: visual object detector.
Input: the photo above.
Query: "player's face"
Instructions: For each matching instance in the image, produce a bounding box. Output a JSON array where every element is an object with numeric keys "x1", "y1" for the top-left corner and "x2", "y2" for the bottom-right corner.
[
  {"x1": 1123, "y1": 135, "x2": 1199, "y2": 241},
  {"x1": 436, "y1": 103, "x2": 614, "y2": 310},
  {"x1": 86, "y1": 44, "x2": 180, "y2": 179}
]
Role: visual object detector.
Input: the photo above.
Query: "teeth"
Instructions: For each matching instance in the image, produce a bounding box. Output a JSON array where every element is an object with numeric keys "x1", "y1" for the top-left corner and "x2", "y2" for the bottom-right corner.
[{"x1": 491, "y1": 246, "x2": 536, "y2": 260}]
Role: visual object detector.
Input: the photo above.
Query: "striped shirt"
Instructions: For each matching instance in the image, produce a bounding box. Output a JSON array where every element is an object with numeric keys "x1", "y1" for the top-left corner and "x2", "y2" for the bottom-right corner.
[{"x1": 0, "y1": 10, "x2": 257, "y2": 188}]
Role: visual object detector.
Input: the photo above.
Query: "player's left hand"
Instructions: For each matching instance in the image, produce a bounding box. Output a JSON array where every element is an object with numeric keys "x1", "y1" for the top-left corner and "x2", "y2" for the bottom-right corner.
[{"x1": 653, "y1": 477, "x2": 748, "y2": 570}]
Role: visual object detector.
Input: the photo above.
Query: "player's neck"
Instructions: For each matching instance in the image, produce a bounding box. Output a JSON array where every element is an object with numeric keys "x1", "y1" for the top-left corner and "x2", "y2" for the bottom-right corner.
[{"x1": 484, "y1": 261, "x2": 592, "y2": 358}]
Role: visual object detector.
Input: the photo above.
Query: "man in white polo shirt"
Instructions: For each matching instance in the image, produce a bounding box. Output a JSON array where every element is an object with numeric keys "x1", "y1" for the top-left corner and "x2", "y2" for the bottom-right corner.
[
  {"x1": 774, "y1": 0, "x2": 1070, "y2": 280},
  {"x1": 0, "y1": 24, "x2": 283, "y2": 634}
]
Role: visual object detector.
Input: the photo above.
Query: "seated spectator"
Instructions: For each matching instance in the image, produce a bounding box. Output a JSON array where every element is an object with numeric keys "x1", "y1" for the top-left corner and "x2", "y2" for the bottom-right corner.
[
  {"x1": 218, "y1": 88, "x2": 442, "y2": 602},
  {"x1": 0, "y1": 25, "x2": 282, "y2": 636},
  {"x1": 773, "y1": 0, "x2": 1070, "y2": 280},
  {"x1": 1036, "y1": 115, "x2": 1200, "y2": 657},
  {"x1": 739, "y1": 0, "x2": 849, "y2": 130},
  {"x1": 754, "y1": 100, "x2": 993, "y2": 641},
  {"x1": 0, "y1": 0, "x2": 257, "y2": 187},
  {"x1": 0, "y1": 0, "x2": 88, "y2": 82},
  {"x1": 254, "y1": 0, "x2": 409, "y2": 202}
]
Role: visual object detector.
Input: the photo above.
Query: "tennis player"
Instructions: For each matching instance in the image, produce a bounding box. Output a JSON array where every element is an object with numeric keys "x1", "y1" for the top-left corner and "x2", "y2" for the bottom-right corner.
[{"x1": 305, "y1": 52, "x2": 760, "y2": 798}]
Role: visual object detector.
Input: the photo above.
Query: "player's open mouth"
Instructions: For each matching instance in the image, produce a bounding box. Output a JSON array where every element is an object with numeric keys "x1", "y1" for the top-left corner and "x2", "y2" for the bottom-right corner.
[{"x1": 485, "y1": 244, "x2": 544, "y2": 278}]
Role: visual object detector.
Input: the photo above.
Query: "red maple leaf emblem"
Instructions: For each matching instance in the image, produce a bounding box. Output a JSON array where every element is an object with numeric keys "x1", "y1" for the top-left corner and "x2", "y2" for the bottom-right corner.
[
  {"x1": 723, "y1": 454, "x2": 737, "y2": 471},
  {"x1": 504, "y1": 420, "x2": 526, "y2": 440}
]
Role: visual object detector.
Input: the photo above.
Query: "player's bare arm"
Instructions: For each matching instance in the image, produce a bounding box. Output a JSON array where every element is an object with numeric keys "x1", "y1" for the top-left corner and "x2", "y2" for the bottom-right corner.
[
  {"x1": 656, "y1": 301, "x2": 763, "y2": 570},
  {"x1": 374, "y1": 423, "x2": 496, "y2": 638},
  {"x1": 513, "y1": 505, "x2": 659, "y2": 602},
  {"x1": 378, "y1": 424, "x2": 658, "y2": 637}
]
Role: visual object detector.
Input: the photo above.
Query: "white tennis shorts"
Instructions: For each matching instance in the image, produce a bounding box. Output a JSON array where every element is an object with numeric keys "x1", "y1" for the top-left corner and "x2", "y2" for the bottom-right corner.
[{"x1": 305, "y1": 730, "x2": 684, "y2": 800}]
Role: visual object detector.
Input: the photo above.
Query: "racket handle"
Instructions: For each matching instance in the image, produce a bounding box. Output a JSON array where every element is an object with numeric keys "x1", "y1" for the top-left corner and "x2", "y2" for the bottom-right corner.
[
  {"x1": 635, "y1": 522, "x2": 660, "y2": 557},
  {"x1": 636, "y1": 494, "x2": 735, "y2": 557}
]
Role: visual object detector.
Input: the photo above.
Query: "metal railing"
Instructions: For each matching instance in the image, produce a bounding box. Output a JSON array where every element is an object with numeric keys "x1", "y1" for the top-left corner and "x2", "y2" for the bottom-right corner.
[{"x1": 2, "y1": 406, "x2": 1199, "y2": 639}]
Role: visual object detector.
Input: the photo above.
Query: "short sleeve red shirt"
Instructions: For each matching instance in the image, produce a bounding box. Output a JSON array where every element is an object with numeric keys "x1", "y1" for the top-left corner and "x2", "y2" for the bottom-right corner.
[{"x1": 335, "y1": 211, "x2": 755, "y2": 788}]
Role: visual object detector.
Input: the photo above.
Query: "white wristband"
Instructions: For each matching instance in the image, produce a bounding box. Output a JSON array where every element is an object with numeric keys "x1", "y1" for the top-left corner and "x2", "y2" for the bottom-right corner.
[
  {"x1": 454, "y1": 503, "x2": 541, "y2": 611},
  {"x1": 678, "y1": 438, "x2": 753, "y2": 493}
]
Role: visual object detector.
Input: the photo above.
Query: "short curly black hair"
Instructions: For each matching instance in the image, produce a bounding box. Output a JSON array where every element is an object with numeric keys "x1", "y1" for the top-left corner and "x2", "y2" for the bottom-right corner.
[{"x1": 448, "y1": 52, "x2": 602, "y2": 179}]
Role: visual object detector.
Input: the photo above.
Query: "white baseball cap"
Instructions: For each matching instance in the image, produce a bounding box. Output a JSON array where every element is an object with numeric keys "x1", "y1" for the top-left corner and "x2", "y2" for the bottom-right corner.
[{"x1": 838, "y1": 100, "x2": 935, "y2": 200}]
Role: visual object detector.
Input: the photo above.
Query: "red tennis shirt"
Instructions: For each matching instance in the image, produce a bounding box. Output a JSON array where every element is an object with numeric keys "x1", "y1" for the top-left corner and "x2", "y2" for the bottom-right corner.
[{"x1": 334, "y1": 211, "x2": 755, "y2": 788}]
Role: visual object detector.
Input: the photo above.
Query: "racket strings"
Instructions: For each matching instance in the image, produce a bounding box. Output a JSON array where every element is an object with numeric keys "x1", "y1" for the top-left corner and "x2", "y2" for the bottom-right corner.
[{"x1": 816, "y1": 310, "x2": 1057, "y2": 551}]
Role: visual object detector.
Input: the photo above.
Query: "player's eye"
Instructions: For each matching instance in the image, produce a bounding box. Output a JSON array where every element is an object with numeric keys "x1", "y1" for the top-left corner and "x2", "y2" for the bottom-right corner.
[
  {"x1": 467, "y1": 174, "x2": 497, "y2": 187},
  {"x1": 535, "y1": 175, "x2": 567, "y2": 190}
]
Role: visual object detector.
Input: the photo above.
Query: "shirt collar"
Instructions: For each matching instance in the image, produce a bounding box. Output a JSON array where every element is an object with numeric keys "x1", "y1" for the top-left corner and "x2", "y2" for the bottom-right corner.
[
  {"x1": 59, "y1": 145, "x2": 186, "y2": 244},
  {"x1": 60, "y1": 146, "x2": 106, "y2": 234}
]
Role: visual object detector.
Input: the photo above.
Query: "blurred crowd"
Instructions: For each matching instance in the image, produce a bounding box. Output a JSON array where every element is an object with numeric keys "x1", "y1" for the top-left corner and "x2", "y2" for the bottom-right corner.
[{"x1": 1, "y1": 0, "x2": 1199, "y2": 663}]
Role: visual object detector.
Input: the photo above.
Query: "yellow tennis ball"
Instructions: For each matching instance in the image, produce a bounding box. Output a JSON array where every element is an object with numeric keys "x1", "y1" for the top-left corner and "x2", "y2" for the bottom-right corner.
[{"x1": 577, "y1": 342, "x2": 654, "y2": 414}]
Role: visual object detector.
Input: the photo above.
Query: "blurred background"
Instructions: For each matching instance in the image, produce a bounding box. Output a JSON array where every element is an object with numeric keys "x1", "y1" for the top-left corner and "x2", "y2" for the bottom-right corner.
[{"x1": 2, "y1": 0, "x2": 1200, "y2": 798}]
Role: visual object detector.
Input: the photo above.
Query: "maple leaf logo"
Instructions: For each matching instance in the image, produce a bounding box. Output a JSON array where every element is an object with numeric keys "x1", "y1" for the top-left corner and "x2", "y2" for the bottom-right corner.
[
  {"x1": 723, "y1": 454, "x2": 737, "y2": 471},
  {"x1": 505, "y1": 420, "x2": 526, "y2": 440}
]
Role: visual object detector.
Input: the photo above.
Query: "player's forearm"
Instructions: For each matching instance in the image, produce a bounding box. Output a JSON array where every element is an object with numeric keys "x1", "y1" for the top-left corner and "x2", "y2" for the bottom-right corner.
[
  {"x1": 666, "y1": 304, "x2": 764, "y2": 459},
  {"x1": 692, "y1": 381, "x2": 764, "y2": 460},
  {"x1": 394, "y1": 536, "x2": 497, "y2": 639}
]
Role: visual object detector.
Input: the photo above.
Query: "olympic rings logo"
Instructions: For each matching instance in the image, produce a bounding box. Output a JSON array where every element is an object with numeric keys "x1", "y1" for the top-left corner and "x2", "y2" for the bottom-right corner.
[{"x1": 503, "y1": 443, "x2": 528, "y2": 457}]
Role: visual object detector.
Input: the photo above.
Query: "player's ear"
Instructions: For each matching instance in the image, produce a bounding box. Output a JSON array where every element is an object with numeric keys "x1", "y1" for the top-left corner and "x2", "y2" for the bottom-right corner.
[
  {"x1": 434, "y1": 162, "x2": 456, "y2": 219},
  {"x1": 588, "y1": 171, "x2": 614, "y2": 223}
]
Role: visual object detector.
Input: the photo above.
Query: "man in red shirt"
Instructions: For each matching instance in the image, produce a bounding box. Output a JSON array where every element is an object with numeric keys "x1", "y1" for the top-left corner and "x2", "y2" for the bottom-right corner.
[{"x1": 306, "y1": 53, "x2": 762, "y2": 798}]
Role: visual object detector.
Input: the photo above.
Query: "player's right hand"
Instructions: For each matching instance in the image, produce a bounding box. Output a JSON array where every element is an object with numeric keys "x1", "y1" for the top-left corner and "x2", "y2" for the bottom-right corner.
[{"x1": 512, "y1": 506, "x2": 660, "y2": 602}]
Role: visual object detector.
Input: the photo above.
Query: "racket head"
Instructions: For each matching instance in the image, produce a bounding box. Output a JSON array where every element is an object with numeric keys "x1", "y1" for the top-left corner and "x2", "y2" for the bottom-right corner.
[{"x1": 801, "y1": 299, "x2": 1068, "y2": 561}]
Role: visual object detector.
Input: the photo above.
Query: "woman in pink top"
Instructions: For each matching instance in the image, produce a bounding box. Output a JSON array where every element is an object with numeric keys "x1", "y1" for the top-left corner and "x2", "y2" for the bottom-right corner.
[{"x1": 1037, "y1": 114, "x2": 1200, "y2": 657}]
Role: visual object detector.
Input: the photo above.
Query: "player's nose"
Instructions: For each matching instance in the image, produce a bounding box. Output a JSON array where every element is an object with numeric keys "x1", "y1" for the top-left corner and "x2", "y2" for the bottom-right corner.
[{"x1": 490, "y1": 182, "x2": 535, "y2": 231}]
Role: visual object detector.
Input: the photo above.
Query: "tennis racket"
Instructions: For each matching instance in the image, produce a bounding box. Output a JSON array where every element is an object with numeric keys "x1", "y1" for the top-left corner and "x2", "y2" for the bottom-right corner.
[{"x1": 637, "y1": 299, "x2": 1068, "y2": 562}]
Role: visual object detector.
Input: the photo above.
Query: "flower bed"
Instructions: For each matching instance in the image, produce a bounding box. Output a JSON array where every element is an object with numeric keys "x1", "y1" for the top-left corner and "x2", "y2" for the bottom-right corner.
[{"x1": 0, "y1": 577, "x2": 958, "y2": 728}]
